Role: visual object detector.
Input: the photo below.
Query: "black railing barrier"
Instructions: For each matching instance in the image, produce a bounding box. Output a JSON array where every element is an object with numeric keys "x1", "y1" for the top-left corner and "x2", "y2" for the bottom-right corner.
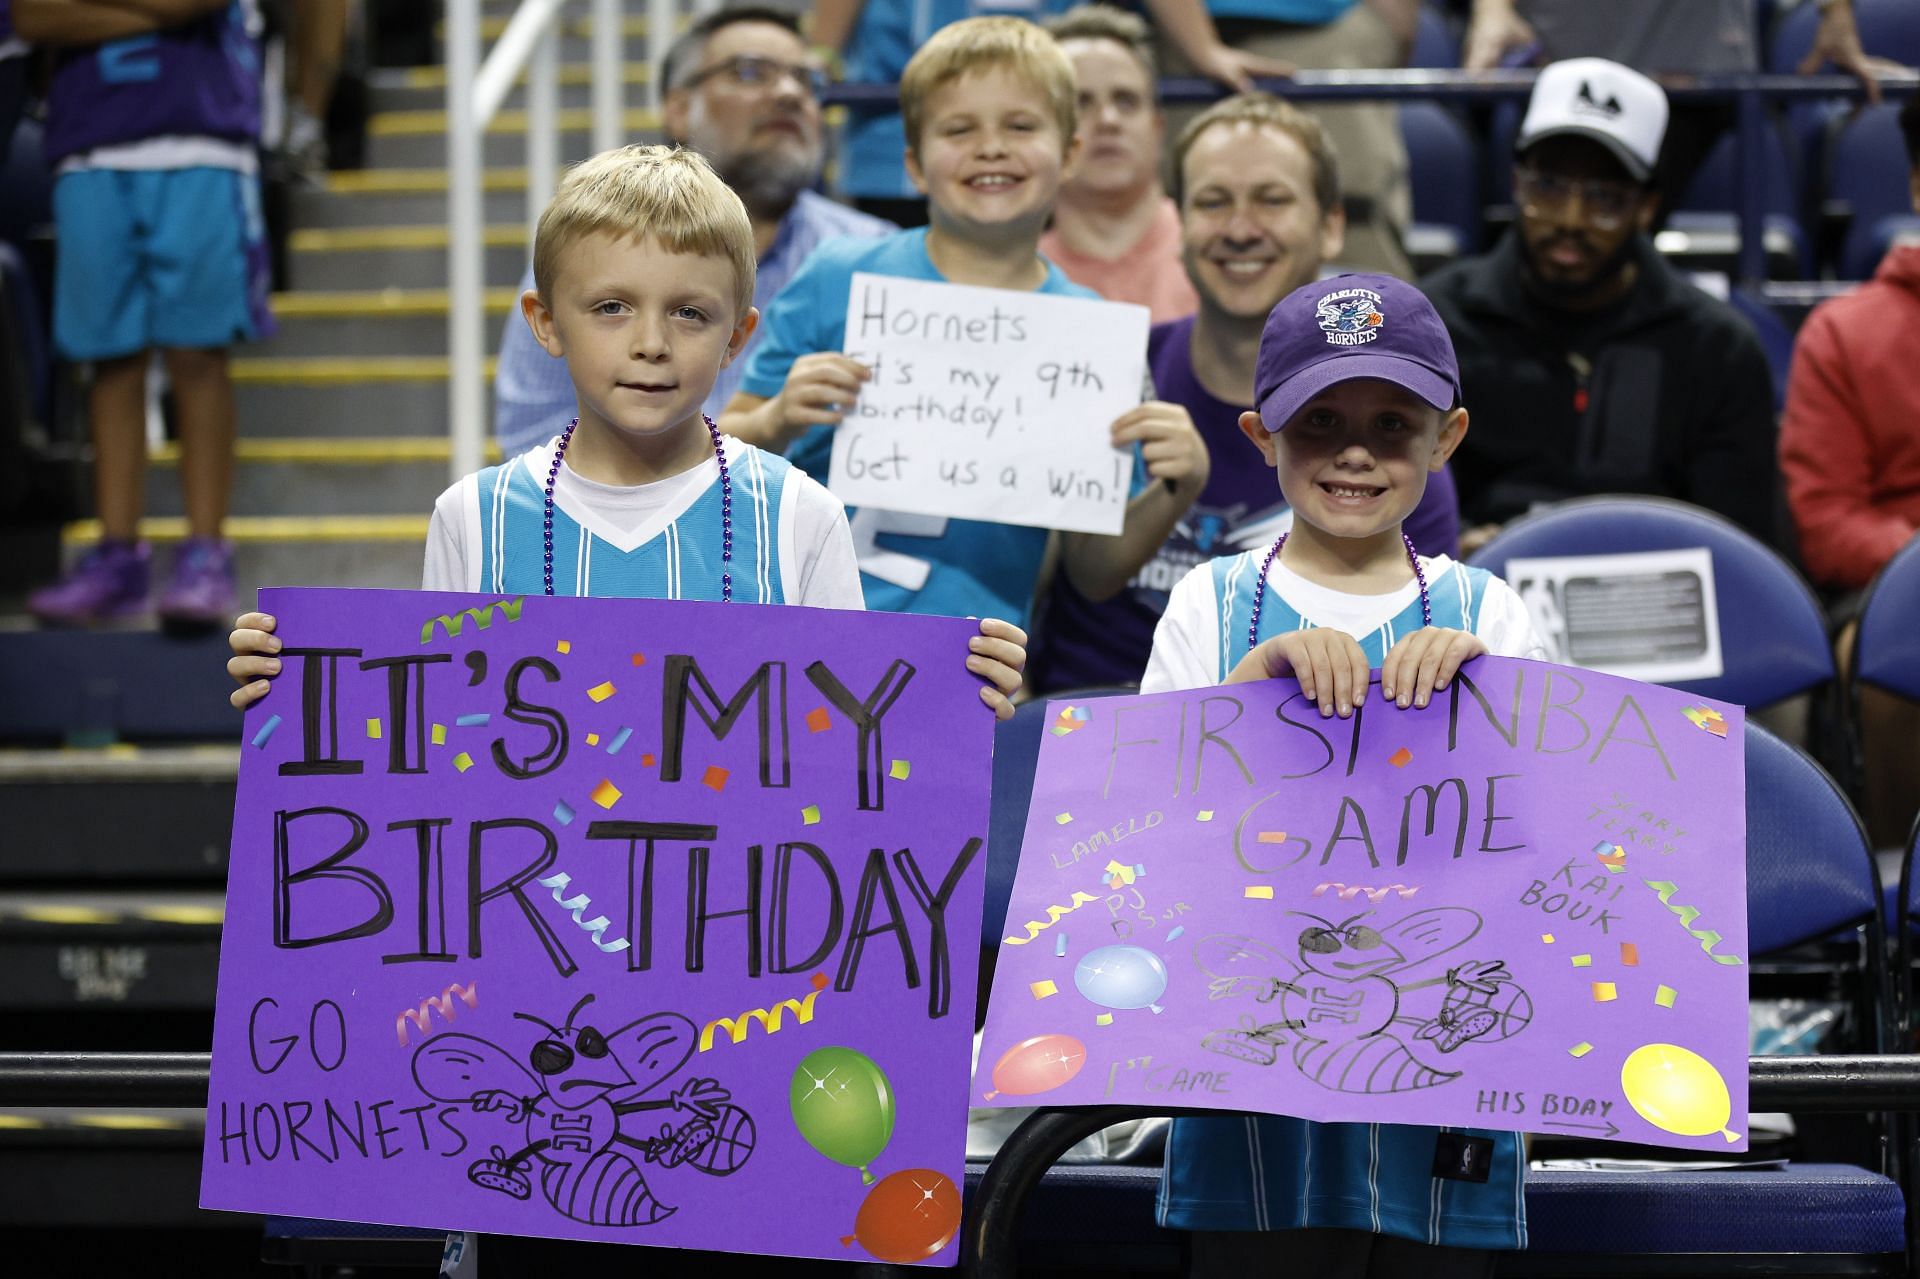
[
  {"x1": 968, "y1": 1053, "x2": 1920, "y2": 1279},
  {"x1": 826, "y1": 69, "x2": 1920, "y2": 288},
  {"x1": 2, "y1": 1050, "x2": 1919, "y2": 1274}
]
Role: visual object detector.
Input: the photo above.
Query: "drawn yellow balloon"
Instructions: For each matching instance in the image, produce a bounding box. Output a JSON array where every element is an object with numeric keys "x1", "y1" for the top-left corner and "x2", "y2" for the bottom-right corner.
[{"x1": 1620, "y1": 1043, "x2": 1740, "y2": 1143}]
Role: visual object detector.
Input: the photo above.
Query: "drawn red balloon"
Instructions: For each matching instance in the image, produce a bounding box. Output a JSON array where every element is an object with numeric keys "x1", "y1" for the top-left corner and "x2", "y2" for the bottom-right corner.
[
  {"x1": 844, "y1": 1168, "x2": 963, "y2": 1263},
  {"x1": 988, "y1": 1033, "x2": 1087, "y2": 1098}
]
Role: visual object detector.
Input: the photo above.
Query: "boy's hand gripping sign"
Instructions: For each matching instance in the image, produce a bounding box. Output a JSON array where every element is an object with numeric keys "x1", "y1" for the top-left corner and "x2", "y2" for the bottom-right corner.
[
  {"x1": 201, "y1": 588, "x2": 992, "y2": 1266},
  {"x1": 831, "y1": 273, "x2": 1150, "y2": 535},
  {"x1": 979, "y1": 659, "x2": 1752, "y2": 1151}
]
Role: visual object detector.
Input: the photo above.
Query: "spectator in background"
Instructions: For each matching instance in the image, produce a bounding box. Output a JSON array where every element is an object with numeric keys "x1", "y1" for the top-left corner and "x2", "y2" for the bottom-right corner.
[
  {"x1": 1464, "y1": 0, "x2": 1907, "y2": 203},
  {"x1": 1423, "y1": 59, "x2": 1777, "y2": 552},
  {"x1": 1154, "y1": 0, "x2": 1420, "y2": 278},
  {"x1": 1031, "y1": 93, "x2": 1458, "y2": 692},
  {"x1": 1038, "y1": 4, "x2": 1199, "y2": 323},
  {"x1": 18, "y1": 0, "x2": 271, "y2": 629},
  {"x1": 813, "y1": 0, "x2": 1290, "y2": 226},
  {"x1": 0, "y1": 1, "x2": 26, "y2": 163},
  {"x1": 283, "y1": 0, "x2": 350, "y2": 176},
  {"x1": 492, "y1": 5, "x2": 890, "y2": 460},
  {"x1": 1780, "y1": 94, "x2": 1920, "y2": 849}
]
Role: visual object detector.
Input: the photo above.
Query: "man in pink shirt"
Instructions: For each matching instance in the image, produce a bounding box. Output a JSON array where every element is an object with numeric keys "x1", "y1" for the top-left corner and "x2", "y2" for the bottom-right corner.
[
  {"x1": 1780, "y1": 95, "x2": 1920, "y2": 848},
  {"x1": 1039, "y1": 4, "x2": 1200, "y2": 323}
]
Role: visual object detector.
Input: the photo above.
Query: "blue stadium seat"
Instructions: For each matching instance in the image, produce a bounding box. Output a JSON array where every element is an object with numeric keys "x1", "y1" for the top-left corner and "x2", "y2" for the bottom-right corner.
[
  {"x1": 1409, "y1": 3, "x2": 1459, "y2": 70},
  {"x1": 1670, "y1": 125, "x2": 1811, "y2": 277},
  {"x1": 1770, "y1": 0, "x2": 1920, "y2": 73},
  {"x1": 973, "y1": 720, "x2": 1903, "y2": 1276},
  {"x1": 1470, "y1": 497, "x2": 1834, "y2": 709},
  {"x1": 1854, "y1": 534, "x2": 1920, "y2": 704},
  {"x1": 0, "y1": 116, "x2": 50, "y2": 245},
  {"x1": 1827, "y1": 104, "x2": 1917, "y2": 280},
  {"x1": 1854, "y1": 535, "x2": 1920, "y2": 950},
  {"x1": 260, "y1": 1215, "x2": 446, "y2": 1270},
  {"x1": 0, "y1": 241, "x2": 50, "y2": 427},
  {"x1": 1401, "y1": 101, "x2": 1483, "y2": 260},
  {"x1": 1725, "y1": 286, "x2": 1796, "y2": 413}
]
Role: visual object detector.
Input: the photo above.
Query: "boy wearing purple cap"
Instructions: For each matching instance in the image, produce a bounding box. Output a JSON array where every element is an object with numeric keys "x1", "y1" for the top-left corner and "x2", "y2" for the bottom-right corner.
[{"x1": 1144, "y1": 273, "x2": 1545, "y2": 1275}]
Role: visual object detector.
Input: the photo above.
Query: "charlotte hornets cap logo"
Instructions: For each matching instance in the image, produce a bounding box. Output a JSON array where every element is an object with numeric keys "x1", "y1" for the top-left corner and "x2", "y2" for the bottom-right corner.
[{"x1": 1316, "y1": 288, "x2": 1385, "y2": 346}]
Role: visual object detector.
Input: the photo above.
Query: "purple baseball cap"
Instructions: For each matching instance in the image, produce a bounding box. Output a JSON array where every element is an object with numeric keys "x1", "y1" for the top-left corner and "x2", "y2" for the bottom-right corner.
[{"x1": 1254, "y1": 273, "x2": 1462, "y2": 432}]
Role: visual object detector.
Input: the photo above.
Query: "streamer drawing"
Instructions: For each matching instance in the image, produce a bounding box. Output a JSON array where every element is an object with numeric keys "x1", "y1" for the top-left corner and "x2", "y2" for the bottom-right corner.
[
  {"x1": 537, "y1": 871, "x2": 631, "y2": 953},
  {"x1": 1644, "y1": 880, "x2": 1745, "y2": 965},
  {"x1": 1002, "y1": 891, "x2": 1103, "y2": 945}
]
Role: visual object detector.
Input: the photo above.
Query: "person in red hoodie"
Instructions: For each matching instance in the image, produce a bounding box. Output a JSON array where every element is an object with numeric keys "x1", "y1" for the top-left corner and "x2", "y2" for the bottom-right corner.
[{"x1": 1780, "y1": 94, "x2": 1920, "y2": 848}]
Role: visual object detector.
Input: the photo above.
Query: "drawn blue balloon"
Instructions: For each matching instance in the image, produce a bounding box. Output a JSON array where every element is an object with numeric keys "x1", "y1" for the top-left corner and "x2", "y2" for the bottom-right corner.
[{"x1": 1073, "y1": 944, "x2": 1168, "y2": 1010}]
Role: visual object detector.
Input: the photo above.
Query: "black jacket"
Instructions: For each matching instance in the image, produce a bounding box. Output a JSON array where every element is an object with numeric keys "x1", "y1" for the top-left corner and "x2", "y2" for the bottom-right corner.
[{"x1": 1421, "y1": 232, "x2": 1778, "y2": 544}]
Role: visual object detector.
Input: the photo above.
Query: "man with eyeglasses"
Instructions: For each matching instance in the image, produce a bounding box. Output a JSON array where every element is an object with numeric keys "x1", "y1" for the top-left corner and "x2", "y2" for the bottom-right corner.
[
  {"x1": 491, "y1": 5, "x2": 891, "y2": 459},
  {"x1": 1422, "y1": 58, "x2": 1778, "y2": 552}
]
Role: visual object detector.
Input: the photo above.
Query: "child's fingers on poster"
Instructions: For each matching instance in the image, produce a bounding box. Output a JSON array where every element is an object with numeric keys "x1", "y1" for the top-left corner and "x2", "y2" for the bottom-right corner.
[
  {"x1": 982, "y1": 684, "x2": 1016, "y2": 720},
  {"x1": 971, "y1": 616, "x2": 1029, "y2": 664},
  {"x1": 227, "y1": 652, "x2": 281, "y2": 688},
  {"x1": 229, "y1": 679, "x2": 271, "y2": 711},
  {"x1": 231, "y1": 612, "x2": 277, "y2": 649}
]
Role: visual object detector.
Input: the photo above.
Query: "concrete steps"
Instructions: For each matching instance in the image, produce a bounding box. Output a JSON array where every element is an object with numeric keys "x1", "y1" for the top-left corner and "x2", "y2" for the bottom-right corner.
[
  {"x1": 61, "y1": 516, "x2": 431, "y2": 607},
  {"x1": 230, "y1": 355, "x2": 495, "y2": 437},
  {"x1": 250, "y1": 287, "x2": 520, "y2": 357},
  {"x1": 142, "y1": 436, "x2": 500, "y2": 519},
  {"x1": 292, "y1": 168, "x2": 537, "y2": 228},
  {"x1": 364, "y1": 105, "x2": 661, "y2": 169},
  {"x1": 287, "y1": 224, "x2": 529, "y2": 289},
  {"x1": 366, "y1": 61, "x2": 651, "y2": 114}
]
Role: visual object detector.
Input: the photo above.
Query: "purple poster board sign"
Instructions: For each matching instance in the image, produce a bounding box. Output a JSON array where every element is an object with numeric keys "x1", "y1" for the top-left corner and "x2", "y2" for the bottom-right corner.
[
  {"x1": 201, "y1": 588, "x2": 991, "y2": 1266},
  {"x1": 978, "y1": 658, "x2": 1750, "y2": 1152}
]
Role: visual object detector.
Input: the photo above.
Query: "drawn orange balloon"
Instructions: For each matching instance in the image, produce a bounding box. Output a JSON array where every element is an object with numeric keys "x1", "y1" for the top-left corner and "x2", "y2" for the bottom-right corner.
[{"x1": 846, "y1": 1167, "x2": 963, "y2": 1263}]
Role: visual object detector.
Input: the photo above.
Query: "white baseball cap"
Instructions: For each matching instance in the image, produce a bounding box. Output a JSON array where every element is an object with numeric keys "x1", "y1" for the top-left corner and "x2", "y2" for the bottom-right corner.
[{"x1": 1516, "y1": 58, "x2": 1669, "y2": 183}]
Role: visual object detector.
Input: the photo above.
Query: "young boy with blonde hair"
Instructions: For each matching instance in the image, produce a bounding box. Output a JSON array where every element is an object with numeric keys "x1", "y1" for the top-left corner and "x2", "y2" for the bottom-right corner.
[
  {"x1": 721, "y1": 16, "x2": 1208, "y2": 629},
  {"x1": 1145, "y1": 272, "x2": 1544, "y2": 1277},
  {"x1": 229, "y1": 145, "x2": 1026, "y2": 720}
]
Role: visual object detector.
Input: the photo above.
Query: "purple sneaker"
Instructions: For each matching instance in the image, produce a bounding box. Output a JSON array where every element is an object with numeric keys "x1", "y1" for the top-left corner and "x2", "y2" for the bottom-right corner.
[
  {"x1": 28, "y1": 540, "x2": 151, "y2": 626},
  {"x1": 158, "y1": 537, "x2": 237, "y2": 631}
]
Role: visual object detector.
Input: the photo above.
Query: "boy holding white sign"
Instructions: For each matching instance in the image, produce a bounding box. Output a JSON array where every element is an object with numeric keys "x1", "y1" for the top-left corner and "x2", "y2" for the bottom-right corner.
[
  {"x1": 1143, "y1": 274, "x2": 1546, "y2": 1276},
  {"x1": 720, "y1": 17, "x2": 1208, "y2": 629},
  {"x1": 227, "y1": 146, "x2": 1028, "y2": 721}
]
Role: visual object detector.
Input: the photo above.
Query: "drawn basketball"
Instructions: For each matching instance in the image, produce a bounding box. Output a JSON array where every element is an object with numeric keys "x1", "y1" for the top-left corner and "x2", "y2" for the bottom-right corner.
[
  {"x1": 686, "y1": 1103, "x2": 756, "y2": 1176},
  {"x1": 1452, "y1": 976, "x2": 1533, "y2": 1043}
]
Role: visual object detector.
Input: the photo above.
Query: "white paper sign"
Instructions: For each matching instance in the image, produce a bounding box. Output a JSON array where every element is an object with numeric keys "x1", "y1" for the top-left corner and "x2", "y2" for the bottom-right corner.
[
  {"x1": 829, "y1": 272, "x2": 1150, "y2": 535},
  {"x1": 1505, "y1": 547, "x2": 1724, "y2": 684}
]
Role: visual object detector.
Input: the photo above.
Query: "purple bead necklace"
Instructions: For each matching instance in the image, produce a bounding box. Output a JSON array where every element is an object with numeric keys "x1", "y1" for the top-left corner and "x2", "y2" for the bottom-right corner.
[
  {"x1": 1247, "y1": 530, "x2": 1431, "y2": 653},
  {"x1": 542, "y1": 415, "x2": 733, "y2": 601}
]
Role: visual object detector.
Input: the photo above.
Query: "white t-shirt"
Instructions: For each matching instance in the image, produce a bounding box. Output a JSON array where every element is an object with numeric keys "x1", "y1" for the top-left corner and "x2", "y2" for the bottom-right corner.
[
  {"x1": 422, "y1": 436, "x2": 865, "y2": 609},
  {"x1": 1143, "y1": 553, "x2": 1548, "y2": 695}
]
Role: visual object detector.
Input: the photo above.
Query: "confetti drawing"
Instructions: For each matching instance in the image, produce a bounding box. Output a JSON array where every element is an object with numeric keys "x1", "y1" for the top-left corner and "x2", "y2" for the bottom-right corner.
[
  {"x1": 412, "y1": 996, "x2": 754, "y2": 1227},
  {"x1": 1195, "y1": 907, "x2": 1531, "y2": 1093}
]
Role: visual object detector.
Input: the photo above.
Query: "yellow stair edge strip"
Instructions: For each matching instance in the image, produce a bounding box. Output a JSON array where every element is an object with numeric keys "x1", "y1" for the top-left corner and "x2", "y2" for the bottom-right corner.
[
  {"x1": 401, "y1": 61, "x2": 650, "y2": 89},
  {"x1": 437, "y1": 14, "x2": 650, "y2": 40},
  {"x1": 269, "y1": 288, "x2": 519, "y2": 318},
  {"x1": 150, "y1": 437, "x2": 503, "y2": 465},
  {"x1": 230, "y1": 356, "x2": 498, "y2": 384},
  {"x1": 290, "y1": 224, "x2": 526, "y2": 251},
  {"x1": 324, "y1": 167, "x2": 527, "y2": 195},
  {"x1": 369, "y1": 105, "x2": 660, "y2": 136},
  {"x1": 66, "y1": 515, "x2": 434, "y2": 546}
]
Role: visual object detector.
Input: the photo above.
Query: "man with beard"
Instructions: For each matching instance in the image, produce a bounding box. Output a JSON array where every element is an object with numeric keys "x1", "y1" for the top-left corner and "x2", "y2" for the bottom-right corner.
[
  {"x1": 1422, "y1": 59, "x2": 1777, "y2": 552},
  {"x1": 492, "y1": 6, "x2": 890, "y2": 458},
  {"x1": 1029, "y1": 93, "x2": 1459, "y2": 692}
]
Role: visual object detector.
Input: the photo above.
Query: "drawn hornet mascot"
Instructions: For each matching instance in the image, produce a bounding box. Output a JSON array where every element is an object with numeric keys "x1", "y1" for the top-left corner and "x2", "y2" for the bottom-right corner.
[
  {"x1": 1197, "y1": 907, "x2": 1530, "y2": 1094},
  {"x1": 412, "y1": 996, "x2": 754, "y2": 1226}
]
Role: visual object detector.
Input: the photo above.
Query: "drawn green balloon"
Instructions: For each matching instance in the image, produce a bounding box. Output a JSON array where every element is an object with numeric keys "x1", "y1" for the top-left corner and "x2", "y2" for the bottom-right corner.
[{"x1": 789, "y1": 1046, "x2": 896, "y2": 1183}]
